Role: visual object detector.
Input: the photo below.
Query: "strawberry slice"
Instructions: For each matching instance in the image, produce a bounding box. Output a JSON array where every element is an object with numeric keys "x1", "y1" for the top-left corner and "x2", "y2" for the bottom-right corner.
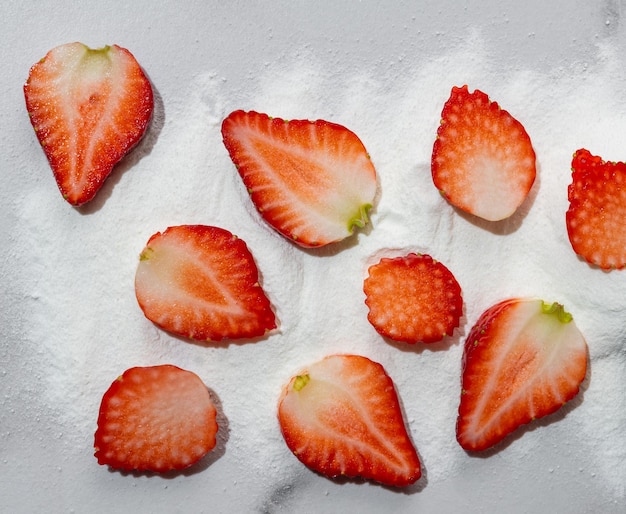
[
  {"x1": 94, "y1": 365, "x2": 218, "y2": 472},
  {"x1": 566, "y1": 148, "x2": 626, "y2": 270},
  {"x1": 134, "y1": 225, "x2": 276, "y2": 342},
  {"x1": 221, "y1": 110, "x2": 377, "y2": 248},
  {"x1": 456, "y1": 299, "x2": 588, "y2": 452},
  {"x1": 24, "y1": 42, "x2": 154, "y2": 206},
  {"x1": 363, "y1": 253, "x2": 463, "y2": 344},
  {"x1": 277, "y1": 354, "x2": 421, "y2": 487},
  {"x1": 431, "y1": 85, "x2": 536, "y2": 221}
]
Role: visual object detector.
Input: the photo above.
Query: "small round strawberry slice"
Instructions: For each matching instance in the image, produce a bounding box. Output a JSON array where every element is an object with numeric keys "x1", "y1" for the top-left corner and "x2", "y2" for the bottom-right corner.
[
  {"x1": 432, "y1": 85, "x2": 536, "y2": 221},
  {"x1": 278, "y1": 354, "x2": 421, "y2": 487},
  {"x1": 24, "y1": 42, "x2": 154, "y2": 206},
  {"x1": 134, "y1": 225, "x2": 277, "y2": 342},
  {"x1": 566, "y1": 148, "x2": 626, "y2": 270},
  {"x1": 94, "y1": 365, "x2": 218, "y2": 472},
  {"x1": 363, "y1": 253, "x2": 463, "y2": 344},
  {"x1": 457, "y1": 299, "x2": 588, "y2": 452}
]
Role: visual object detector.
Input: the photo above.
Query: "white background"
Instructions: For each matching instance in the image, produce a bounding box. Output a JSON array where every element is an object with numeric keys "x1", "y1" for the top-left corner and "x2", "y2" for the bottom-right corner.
[{"x1": 2, "y1": 1, "x2": 626, "y2": 512}]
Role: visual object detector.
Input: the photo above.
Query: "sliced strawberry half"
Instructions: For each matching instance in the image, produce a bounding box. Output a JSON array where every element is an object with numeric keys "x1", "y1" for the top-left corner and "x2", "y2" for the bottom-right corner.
[
  {"x1": 277, "y1": 354, "x2": 421, "y2": 487},
  {"x1": 432, "y1": 85, "x2": 536, "y2": 221},
  {"x1": 221, "y1": 110, "x2": 378, "y2": 248},
  {"x1": 24, "y1": 42, "x2": 154, "y2": 206},
  {"x1": 456, "y1": 298, "x2": 588, "y2": 452},
  {"x1": 134, "y1": 225, "x2": 276, "y2": 342},
  {"x1": 94, "y1": 365, "x2": 218, "y2": 472},
  {"x1": 363, "y1": 253, "x2": 463, "y2": 344},
  {"x1": 566, "y1": 148, "x2": 626, "y2": 270}
]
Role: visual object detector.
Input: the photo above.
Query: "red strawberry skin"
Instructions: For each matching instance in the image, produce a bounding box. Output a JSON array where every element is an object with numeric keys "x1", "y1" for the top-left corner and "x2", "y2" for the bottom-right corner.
[
  {"x1": 566, "y1": 148, "x2": 626, "y2": 270},
  {"x1": 94, "y1": 365, "x2": 218, "y2": 472},
  {"x1": 221, "y1": 110, "x2": 377, "y2": 248},
  {"x1": 432, "y1": 85, "x2": 536, "y2": 221},
  {"x1": 277, "y1": 354, "x2": 421, "y2": 487},
  {"x1": 363, "y1": 253, "x2": 463, "y2": 344},
  {"x1": 456, "y1": 299, "x2": 588, "y2": 452},
  {"x1": 24, "y1": 42, "x2": 154, "y2": 206},
  {"x1": 134, "y1": 225, "x2": 276, "y2": 342}
]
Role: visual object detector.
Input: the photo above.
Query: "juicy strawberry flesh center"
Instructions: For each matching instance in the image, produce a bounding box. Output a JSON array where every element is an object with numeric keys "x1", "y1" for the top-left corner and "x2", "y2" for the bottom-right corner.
[
  {"x1": 248, "y1": 129, "x2": 374, "y2": 231},
  {"x1": 251, "y1": 138, "x2": 334, "y2": 199},
  {"x1": 140, "y1": 240, "x2": 241, "y2": 310},
  {"x1": 46, "y1": 47, "x2": 117, "y2": 185}
]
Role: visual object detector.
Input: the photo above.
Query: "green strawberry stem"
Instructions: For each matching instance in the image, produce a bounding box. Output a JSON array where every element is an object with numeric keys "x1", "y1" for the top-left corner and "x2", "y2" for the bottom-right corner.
[
  {"x1": 293, "y1": 374, "x2": 310, "y2": 391},
  {"x1": 349, "y1": 203, "x2": 373, "y2": 231},
  {"x1": 541, "y1": 301, "x2": 573, "y2": 324},
  {"x1": 139, "y1": 247, "x2": 154, "y2": 261}
]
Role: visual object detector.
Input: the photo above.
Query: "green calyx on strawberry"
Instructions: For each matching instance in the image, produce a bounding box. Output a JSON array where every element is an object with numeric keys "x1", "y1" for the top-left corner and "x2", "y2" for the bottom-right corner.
[
  {"x1": 456, "y1": 298, "x2": 588, "y2": 452},
  {"x1": 134, "y1": 225, "x2": 276, "y2": 342},
  {"x1": 432, "y1": 85, "x2": 536, "y2": 221},
  {"x1": 278, "y1": 354, "x2": 421, "y2": 487},
  {"x1": 566, "y1": 148, "x2": 626, "y2": 270},
  {"x1": 94, "y1": 365, "x2": 218, "y2": 472},
  {"x1": 24, "y1": 42, "x2": 154, "y2": 206},
  {"x1": 221, "y1": 110, "x2": 378, "y2": 248}
]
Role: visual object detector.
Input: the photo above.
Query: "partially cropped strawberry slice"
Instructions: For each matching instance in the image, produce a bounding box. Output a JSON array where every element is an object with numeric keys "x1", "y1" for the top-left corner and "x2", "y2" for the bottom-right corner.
[
  {"x1": 134, "y1": 225, "x2": 276, "y2": 342},
  {"x1": 566, "y1": 148, "x2": 626, "y2": 270},
  {"x1": 24, "y1": 42, "x2": 153, "y2": 206},
  {"x1": 363, "y1": 253, "x2": 463, "y2": 344},
  {"x1": 457, "y1": 299, "x2": 588, "y2": 452},
  {"x1": 432, "y1": 85, "x2": 536, "y2": 221},
  {"x1": 277, "y1": 354, "x2": 421, "y2": 487},
  {"x1": 221, "y1": 110, "x2": 377, "y2": 248},
  {"x1": 94, "y1": 365, "x2": 218, "y2": 472}
]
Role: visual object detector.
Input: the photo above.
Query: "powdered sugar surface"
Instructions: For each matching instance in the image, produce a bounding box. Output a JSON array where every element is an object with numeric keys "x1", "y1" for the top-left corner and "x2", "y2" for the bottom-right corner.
[{"x1": 2, "y1": 2, "x2": 626, "y2": 512}]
